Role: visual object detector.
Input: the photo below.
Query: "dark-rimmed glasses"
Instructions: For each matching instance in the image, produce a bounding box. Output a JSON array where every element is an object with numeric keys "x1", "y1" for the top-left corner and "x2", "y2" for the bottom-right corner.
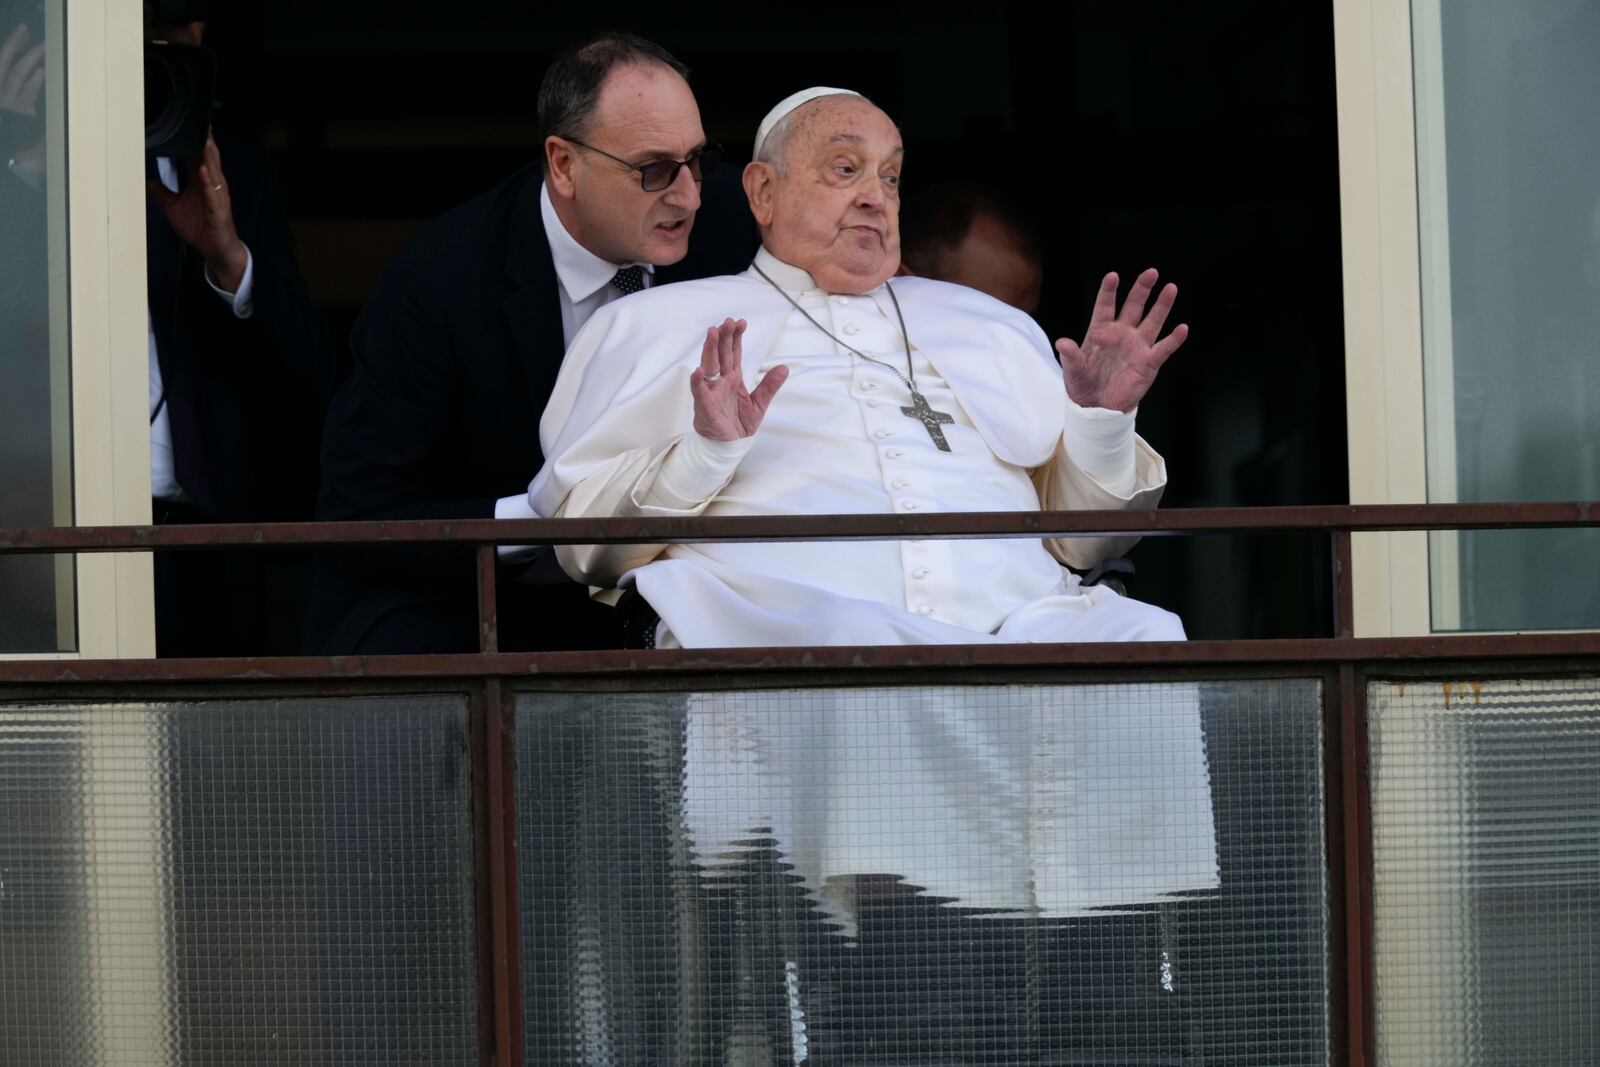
[{"x1": 564, "y1": 139, "x2": 722, "y2": 192}]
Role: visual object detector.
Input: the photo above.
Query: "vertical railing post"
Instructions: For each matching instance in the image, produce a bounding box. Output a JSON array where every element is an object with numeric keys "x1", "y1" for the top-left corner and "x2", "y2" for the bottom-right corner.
[
  {"x1": 1321, "y1": 666, "x2": 1349, "y2": 1067},
  {"x1": 1339, "y1": 661, "x2": 1374, "y2": 1066},
  {"x1": 469, "y1": 683, "x2": 496, "y2": 1064},
  {"x1": 477, "y1": 544, "x2": 499, "y2": 654},
  {"x1": 1333, "y1": 529, "x2": 1356, "y2": 638},
  {"x1": 484, "y1": 676, "x2": 524, "y2": 1064}
]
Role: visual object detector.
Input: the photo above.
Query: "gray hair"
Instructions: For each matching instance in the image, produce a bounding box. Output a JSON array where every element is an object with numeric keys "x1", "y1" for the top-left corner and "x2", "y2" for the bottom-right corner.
[{"x1": 755, "y1": 92, "x2": 871, "y2": 175}]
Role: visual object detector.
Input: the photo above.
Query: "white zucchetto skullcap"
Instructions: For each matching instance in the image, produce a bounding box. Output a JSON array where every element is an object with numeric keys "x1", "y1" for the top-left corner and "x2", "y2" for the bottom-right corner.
[{"x1": 754, "y1": 86, "x2": 861, "y2": 159}]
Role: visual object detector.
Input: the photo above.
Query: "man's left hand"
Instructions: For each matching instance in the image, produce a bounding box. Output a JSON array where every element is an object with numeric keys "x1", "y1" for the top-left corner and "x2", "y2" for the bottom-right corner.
[
  {"x1": 147, "y1": 131, "x2": 248, "y2": 292},
  {"x1": 1055, "y1": 268, "x2": 1188, "y2": 413}
]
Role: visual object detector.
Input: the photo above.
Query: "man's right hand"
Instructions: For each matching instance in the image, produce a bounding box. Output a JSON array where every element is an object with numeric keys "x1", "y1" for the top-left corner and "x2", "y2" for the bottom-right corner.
[
  {"x1": 690, "y1": 317, "x2": 788, "y2": 441},
  {"x1": 147, "y1": 131, "x2": 250, "y2": 293}
]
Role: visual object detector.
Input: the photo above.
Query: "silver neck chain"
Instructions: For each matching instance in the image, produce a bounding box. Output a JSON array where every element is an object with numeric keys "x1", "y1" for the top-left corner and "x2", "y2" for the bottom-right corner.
[{"x1": 750, "y1": 263, "x2": 925, "y2": 401}]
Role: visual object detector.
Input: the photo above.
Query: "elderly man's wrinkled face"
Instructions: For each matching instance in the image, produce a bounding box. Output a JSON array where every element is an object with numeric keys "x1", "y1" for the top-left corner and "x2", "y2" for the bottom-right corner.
[
  {"x1": 748, "y1": 97, "x2": 903, "y2": 294},
  {"x1": 547, "y1": 61, "x2": 706, "y2": 266}
]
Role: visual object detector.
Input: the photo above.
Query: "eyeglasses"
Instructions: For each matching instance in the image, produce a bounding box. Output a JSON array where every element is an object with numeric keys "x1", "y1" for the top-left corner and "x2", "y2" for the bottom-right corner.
[{"x1": 564, "y1": 139, "x2": 722, "y2": 192}]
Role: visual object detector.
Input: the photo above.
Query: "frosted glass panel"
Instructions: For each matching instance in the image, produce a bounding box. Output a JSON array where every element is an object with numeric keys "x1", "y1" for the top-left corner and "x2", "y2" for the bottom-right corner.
[
  {"x1": 1370, "y1": 676, "x2": 1600, "y2": 1065},
  {"x1": 518, "y1": 680, "x2": 1330, "y2": 1065},
  {"x1": 0, "y1": 696, "x2": 478, "y2": 1065},
  {"x1": 1414, "y1": 0, "x2": 1600, "y2": 631}
]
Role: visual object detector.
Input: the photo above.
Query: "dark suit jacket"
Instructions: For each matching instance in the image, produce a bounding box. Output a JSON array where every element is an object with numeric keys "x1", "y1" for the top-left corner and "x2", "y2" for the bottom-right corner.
[
  {"x1": 148, "y1": 140, "x2": 336, "y2": 522},
  {"x1": 147, "y1": 139, "x2": 337, "y2": 656},
  {"x1": 307, "y1": 162, "x2": 760, "y2": 654}
]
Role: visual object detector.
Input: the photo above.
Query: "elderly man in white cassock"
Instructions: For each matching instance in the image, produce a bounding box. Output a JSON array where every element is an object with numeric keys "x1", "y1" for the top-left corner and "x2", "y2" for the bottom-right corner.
[
  {"x1": 531, "y1": 88, "x2": 1217, "y2": 932},
  {"x1": 531, "y1": 94, "x2": 1216, "y2": 1063},
  {"x1": 532, "y1": 86, "x2": 1189, "y2": 649}
]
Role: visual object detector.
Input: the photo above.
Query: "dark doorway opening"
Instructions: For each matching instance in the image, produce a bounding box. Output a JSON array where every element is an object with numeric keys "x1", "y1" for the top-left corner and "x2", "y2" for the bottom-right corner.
[{"x1": 205, "y1": 1, "x2": 1347, "y2": 638}]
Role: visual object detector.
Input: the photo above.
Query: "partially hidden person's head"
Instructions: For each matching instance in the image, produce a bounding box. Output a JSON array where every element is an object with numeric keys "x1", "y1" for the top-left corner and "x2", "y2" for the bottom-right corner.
[
  {"x1": 143, "y1": 0, "x2": 208, "y2": 45},
  {"x1": 899, "y1": 183, "x2": 1042, "y2": 315},
  {"x1": 743, "y1": 88, "x2": 903, "y2": 295},
  {"x1": 540, "y1": 31, "x2": 710, "y2": 267}
]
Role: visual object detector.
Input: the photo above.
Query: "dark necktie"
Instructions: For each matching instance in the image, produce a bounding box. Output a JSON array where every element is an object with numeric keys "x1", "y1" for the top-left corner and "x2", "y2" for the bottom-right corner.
[{"x1": 610, "y1": 265, "x2": 646, "y2": 296}]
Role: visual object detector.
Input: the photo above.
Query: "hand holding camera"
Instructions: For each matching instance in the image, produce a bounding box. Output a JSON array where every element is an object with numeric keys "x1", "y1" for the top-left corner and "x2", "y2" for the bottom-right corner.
[
  {"x1": 148, "y1": 130, "x2": 247, "y2": 292},
  {"x1": 143, "y1": 3, "x2": 243, "y2": 291}
]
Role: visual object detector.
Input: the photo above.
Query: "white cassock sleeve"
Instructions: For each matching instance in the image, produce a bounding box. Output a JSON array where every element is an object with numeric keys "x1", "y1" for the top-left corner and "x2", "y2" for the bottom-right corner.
[
  {"x1": 1033, "y1": 394, "x2": 1167, "y2": 571},
  {"x1": 911, "y1": 277, "x2": 1168, "y2": 571},
  {"x1": 530, "y1": 284, "x2": 759, "y2": 588}
]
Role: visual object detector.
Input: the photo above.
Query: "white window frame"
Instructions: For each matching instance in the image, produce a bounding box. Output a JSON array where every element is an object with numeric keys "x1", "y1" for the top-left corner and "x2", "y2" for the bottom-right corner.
[
  {"x1": 1334, "y1": 0, "x2": 1433, "y2": 637},
  {"x1": 2, "y1": 0, "x2": 155, "y2": 661}
]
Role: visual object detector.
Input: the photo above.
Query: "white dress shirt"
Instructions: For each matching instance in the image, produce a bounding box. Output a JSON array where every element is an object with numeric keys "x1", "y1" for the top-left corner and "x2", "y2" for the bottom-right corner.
[
  {"x1": 491, "y1": 183, "x2": 655, "y2": 553},
  {"x1": 148, "y1": 157, "x2": 255, "y2": 503}
]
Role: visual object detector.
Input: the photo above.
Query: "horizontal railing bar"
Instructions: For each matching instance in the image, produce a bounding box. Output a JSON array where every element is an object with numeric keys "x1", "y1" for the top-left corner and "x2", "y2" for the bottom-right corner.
[
  {"x1": 0, "y1": 502, "x2": 1596, "y2": 554},
  {"x1": 2, "y1": 632, "x2": 1599, "y2": 683}
]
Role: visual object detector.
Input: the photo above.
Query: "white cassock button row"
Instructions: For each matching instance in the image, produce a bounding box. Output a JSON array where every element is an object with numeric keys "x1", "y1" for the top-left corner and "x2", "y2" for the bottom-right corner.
[
  {"x1": 843, "y1": 323, "x2": 861, "y2": 336},
  {"x1": 874, "y1": 428, "x2": 891, "y2": 439},
  {"x1": 916, "y1": 605, "x2": 935, "y2": 615},
  {"x1": 911, "y1": 567, "x2": 930, "y2": 579},
  {"x1": 835, "y1": 296, "x2": 851, "y2": 306},
  {"x1": 865, "y1": 398, "x2": 879, "y2": 408},
  {"x1": 862, "y1": 380, "x2": 877, "y2": 390},
  {"x1": 891, "y1": 479, "x2": 909, "y2": 489},
  {"x1": 885, "y1": 448, "x2": 904, "y2": 459},
  {"x1": 901, "y1": 501, "x2": 919, "y2": 511}
]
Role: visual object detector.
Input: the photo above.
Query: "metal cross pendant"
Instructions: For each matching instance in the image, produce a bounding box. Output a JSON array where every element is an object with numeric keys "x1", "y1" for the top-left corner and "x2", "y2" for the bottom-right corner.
[{"x1": 901, "y1": 390, "x2": 955, "y2": 452}]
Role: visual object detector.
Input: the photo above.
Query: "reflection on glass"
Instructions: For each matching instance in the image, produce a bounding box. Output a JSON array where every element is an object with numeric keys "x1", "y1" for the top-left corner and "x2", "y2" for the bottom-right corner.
[
  {"x1": 682, "y1": 686, "x2": 1217, "y2": 919},
  {"x1": 519, "y1": 681, "x2": 1331, "y2": 1065},
  {"x1": 0, "y1": 0, "x2": 73, "y2": 652},
  {"x1": 1415, "y1": 0, "x2": 1600, "y2": 631}
]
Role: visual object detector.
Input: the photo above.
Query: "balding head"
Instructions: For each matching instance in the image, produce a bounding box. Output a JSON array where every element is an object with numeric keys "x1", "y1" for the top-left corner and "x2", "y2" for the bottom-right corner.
[
  {"x1": 743, "y1": 95, "x2": 904, "y2": 294},
  {"x1": 900, "y1": 184, "x2": 1042, "y2": 314}
]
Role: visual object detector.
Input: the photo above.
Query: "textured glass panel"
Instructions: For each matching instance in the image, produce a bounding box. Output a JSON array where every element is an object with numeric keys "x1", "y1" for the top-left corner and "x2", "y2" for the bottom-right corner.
[
  {"x1": 1371, "y1": 676, "x2": 1600, "y2": 1066},
  {"x1": 518, "y1": 680, "x2": 1329, "y2": 1065},
  {"x1": 0, "y1": 0, "x2": 74, "y2": 651},
  {"x1": 0, "y1": 696, "x2": 478, "y2": 1066}
]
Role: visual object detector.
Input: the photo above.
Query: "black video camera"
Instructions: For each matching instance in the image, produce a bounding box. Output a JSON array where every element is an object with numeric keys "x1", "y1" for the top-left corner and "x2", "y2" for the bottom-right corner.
[{"x1": 144, "y1": 0, "x2": 214, "y2": 157}]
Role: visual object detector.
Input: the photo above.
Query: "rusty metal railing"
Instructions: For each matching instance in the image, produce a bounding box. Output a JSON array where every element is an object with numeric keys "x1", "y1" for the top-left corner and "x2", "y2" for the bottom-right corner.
[
  {"x1": 2, "y1": 501, "x2": 1599, "y2": 1067},
  {"x1": 2, "y1": 500, "x2": 1596, "y2": 658}
]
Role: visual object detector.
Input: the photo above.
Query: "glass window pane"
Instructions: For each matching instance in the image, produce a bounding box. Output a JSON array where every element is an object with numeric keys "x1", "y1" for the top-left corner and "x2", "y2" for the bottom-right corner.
[
  {"x1": 517, "y1": 680, "x2": 1331, "y2": 1065},
  {"x1": 1370, "y1": 676, "x2": 1600, "y2": 1064},
  {"x1": 0, "y1": 0, "x2": 74, "y2": 652},
  {"x1": 0, "y1": 695, "x2": 479, "y2": 1064},
  {"x1": 1415, "y1": 0, "x2": 1600, "y2": 631}
]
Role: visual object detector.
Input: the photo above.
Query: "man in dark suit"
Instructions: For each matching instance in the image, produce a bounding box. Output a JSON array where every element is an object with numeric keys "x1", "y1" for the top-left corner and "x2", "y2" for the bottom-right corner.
[
  {"x1": 145, "y1": 13, "x2": 336, "y2": 657},
  {"x1": 309, "y1": 32, "x2": 758, "y2": 654}
]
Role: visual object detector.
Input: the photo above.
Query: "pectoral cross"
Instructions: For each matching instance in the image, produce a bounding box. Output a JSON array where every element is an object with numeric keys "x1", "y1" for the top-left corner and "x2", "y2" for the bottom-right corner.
[{"x1": 902, "y1": 389, "x2": 955, "y2": 452}]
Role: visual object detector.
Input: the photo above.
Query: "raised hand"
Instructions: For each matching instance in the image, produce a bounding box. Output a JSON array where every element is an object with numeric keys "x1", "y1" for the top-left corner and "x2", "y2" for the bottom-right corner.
[
  {"x1": 690, "y1": 318, "x2": 789, "y2": 441},
  {"x1": 146, "y1": 131, "x2": 250, "y2": 292},
  {"x1": 0, "y1": 22, "x2": 46, "y2": 184},
  {"x1": 1055, "y1": 268, "x2": 1188, "y2": 413}
]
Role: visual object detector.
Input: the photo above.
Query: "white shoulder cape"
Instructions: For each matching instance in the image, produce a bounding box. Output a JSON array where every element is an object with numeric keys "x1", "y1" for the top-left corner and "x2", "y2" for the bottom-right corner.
[{"x1": 533, "y1": 271, "x2": 1068, "y2": 518}]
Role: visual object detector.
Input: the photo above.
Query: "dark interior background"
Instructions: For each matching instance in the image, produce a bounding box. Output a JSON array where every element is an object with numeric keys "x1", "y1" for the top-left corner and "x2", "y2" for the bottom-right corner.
[{"x1": 202, "y1": 1, "x2": 1347, "y2": 640}]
